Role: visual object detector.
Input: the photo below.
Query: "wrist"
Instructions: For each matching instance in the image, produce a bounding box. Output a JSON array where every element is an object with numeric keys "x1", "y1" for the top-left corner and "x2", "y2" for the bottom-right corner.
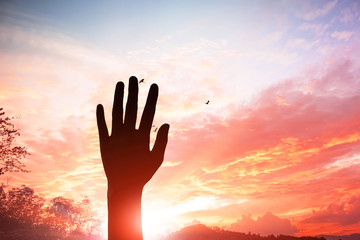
[
  {"x1": 107, "y1": 181, "x2": 144, "y2": 195},
  {"x1": 107, "y1": 182, "x2": 143, "y2": 239}
]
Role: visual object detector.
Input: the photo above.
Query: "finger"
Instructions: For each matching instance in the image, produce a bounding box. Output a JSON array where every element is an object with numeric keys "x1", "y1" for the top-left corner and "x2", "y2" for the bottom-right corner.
[
  {"x1": 152, "y1": 124, "x2": 170, "y2": 165},
  {"x1": 111, "y1": 81, "x2": 124, "y2": 136},
  {"x1": 124, "y1": 76, "x2": 138, "y2": 130},
  {"x1": 139, "y1": 84, "x2": 158, "y2": 135},
  {"x1": 96, "y1": 104, "x2": 109, "y2": 145}
]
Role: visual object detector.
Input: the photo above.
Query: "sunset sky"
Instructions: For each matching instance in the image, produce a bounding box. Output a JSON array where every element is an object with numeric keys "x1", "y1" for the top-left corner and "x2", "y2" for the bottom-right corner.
[{"x1": 1, "y1": 0, "x2": 360, "y2": 239}]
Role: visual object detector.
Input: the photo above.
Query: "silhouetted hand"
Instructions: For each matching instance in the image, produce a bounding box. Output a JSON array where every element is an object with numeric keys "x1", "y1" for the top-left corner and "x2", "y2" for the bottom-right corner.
[
  {"x1": 96, "y1": 76, "x2": 169, "y2": 189},
  {"x1": 96, "y1": 76, "x2": 169, "y2": 240}
]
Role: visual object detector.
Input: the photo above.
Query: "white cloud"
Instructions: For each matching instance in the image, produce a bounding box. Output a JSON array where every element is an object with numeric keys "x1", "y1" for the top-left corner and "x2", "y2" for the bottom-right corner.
[
  {"x1": 184, "y1": 219, "x2": 202, "y2": 227},
  {"x1": 260, "y1": 31, "x2": 284, "y2": 45},
  {"x1": 162, "y1": 161, "x2": 182, "y2": 167},
  {"x1": 298, "y1": 23, "x2": 329, "y2": 36},
  {"x1": 331, "y1": 31, "x2": 354, "y2": 41},
  {"x1": 155, "y1": 35, "x2": 172, "y2": 43},
  {"x1": 286, "y1": 38, "x2": 319, "y2": 50},
  {"x1": 302, "y1": 0, "x2": 338, "y2": 20}
]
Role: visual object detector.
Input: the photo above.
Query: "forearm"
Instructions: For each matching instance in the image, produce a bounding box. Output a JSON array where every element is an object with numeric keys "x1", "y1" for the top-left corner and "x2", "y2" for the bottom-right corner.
[{"x1": 107, "y1": 184, "x2": 143, "y2": 240}]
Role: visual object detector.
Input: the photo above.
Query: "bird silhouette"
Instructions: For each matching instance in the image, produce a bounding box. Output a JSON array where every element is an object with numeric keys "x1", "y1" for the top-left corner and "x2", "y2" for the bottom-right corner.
[
  {"x1": 154, "y1": 127, "x2": 158, "y2": 132},
  {"x1": 205, "y1": 100, "x2": 210, "y2": 104},
  {"x1": 139, "y1": 79, "x2": 145, "y2": 84}
]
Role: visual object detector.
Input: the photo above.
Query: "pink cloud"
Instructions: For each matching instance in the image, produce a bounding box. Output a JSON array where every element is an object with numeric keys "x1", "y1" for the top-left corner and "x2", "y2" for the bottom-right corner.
[
  {"x1": 229, "y1": 212, "x2": 298, "y2": 236},
  {"x1": 302, "y1": 194, "x2": 360, "y2": 226},
  {"x1": 166, "y1": 57, "x2": 360, "y2": 180},
  {"x1": 184, "y1": 219, "x2": 202, "y2": 227},
  {"x1": 156, "y1": 55, "x2": 360, "y2": 235}
]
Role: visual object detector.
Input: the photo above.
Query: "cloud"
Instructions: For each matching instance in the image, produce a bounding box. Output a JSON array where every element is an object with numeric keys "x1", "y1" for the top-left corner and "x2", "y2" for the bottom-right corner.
[
  {"x1": 298, "y1": 23, "x2": 329, "y2": 36},
  {"x1": 229, "y1": 212, "x2": 298, "y2": 236},
  {"x1": 184, "y1": 219, "x2": 202, "y2": 227},
  {"x1": 260, "y1": 31, "x2": 284, "y2": 45},
  {"x1": 331, "y1": 31, "x2": 354, "y2": 41},
  {"x1": 162, "y1": 161, "x2": 183, "y2": 167},
  {"x1": 155, "y1": 53, "x2": 360, "y2": 235},
  {"x1": 0, "y1": 25, "x2": 123, "y2": 70},
  {"x1": 302, "y1": 0, "x2": 338, "y2": 20},
  {"x1": 339, "y1": 5, "x2": 360, "y2": 23},
  {"x1": 302, "y1": 194, "x2": 360, "y2": 226},
  {"x1": 167, "y1": 58, "x2": 360, "y2": 182},
  {"x1": 286, "y1": 38, "x2": 319, "y2": 51},
  {"x1": 155, "y1": 35, "x2": 172, "y2": 43}
]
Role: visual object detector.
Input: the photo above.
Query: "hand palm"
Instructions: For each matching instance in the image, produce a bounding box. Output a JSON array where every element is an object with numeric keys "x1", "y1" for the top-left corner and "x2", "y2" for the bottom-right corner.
[{"x1": 96, "y1": 77, "x2": 169, "y2": 188}]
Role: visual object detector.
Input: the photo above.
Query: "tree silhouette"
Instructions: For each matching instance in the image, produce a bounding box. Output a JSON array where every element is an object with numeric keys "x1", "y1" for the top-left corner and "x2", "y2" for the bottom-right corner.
[
  {"x1": 0, "y1": 185, "x2": 102, "y2": 239},
  {"x1": 0, "y1": 108, "x2": 30, "y2": 176}
]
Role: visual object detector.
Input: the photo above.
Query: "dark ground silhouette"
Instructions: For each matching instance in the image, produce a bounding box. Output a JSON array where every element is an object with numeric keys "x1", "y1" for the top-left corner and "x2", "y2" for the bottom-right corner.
[
  {"x1": 165, "y1": 224, "x2": 326, "y2": 240},
  {"x1": 317, "y1": 234, "x2": 360, "y2": 240}
]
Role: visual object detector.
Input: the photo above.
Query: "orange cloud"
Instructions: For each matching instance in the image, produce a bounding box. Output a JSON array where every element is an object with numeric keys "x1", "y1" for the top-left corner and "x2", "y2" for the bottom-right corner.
[
  {"x1": 156, "y1": 56, "x2": 360, "y2": 235},
  {"x1": 298, "y1": 193, "x2": 360, "y2": 236},
  {"x1": 229, "y1": 212, "x2": 298, "y2": 236},
  {"x1": 303, "y1": 194, "x2": 360, "y2": 225}
]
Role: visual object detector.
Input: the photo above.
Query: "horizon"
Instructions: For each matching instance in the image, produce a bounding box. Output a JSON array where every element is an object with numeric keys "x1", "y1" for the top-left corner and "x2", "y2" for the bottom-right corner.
[{"x1": 1, "y1": 0, "x2": 360, "y2": 239}]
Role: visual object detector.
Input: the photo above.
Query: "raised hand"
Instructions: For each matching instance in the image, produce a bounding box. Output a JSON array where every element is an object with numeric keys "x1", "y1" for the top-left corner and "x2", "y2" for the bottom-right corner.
[
  {"x1": 96, "y1": 76, "x2": 169, "y2": 188},
  {"x1": 96, "y1": 76, "x2": 169, "y2": 240}
]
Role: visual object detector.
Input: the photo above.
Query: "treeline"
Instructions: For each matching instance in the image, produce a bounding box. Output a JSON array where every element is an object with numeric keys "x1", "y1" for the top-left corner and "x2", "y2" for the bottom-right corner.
[
  {"x1": 0, "y1": 184, "x2": 104, "y2": 240},
  {"x1": 165, "y1": 224, "x2": 326, "y2": 240}
]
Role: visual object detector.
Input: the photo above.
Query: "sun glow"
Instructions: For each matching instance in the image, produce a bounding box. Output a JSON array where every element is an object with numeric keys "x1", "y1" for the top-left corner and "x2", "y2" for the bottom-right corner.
[
  {"x1": 141, "y1": 196, "x2": 249, "y2": 238},
  {"x1": 141, "y1": 196, "x2": 219, "y2": 238},
  {"x1": 142, "y1": 207, "x2": 172, "y2": 239},
  {"x1": 100, "y1": 218, "x2": 108, "y2": 239}
]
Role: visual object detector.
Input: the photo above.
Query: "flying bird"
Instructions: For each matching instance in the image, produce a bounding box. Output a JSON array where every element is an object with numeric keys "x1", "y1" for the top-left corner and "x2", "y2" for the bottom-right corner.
[
  {"x1": 205, "y1": 100, "x2": 210, "y2": 104},
  {"x1": 154, "y1": 127, "x2": 158, "y2": 132},
  {"x1": 139, "y1": 79, "x2": 145, "y2": 84}
]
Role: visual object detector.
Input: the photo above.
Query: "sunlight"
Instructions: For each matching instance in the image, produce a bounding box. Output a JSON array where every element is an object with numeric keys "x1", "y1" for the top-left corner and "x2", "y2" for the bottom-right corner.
[
  {"x1": 142, "y1": 208, "x2": 172, "y2": 240},
  {"x1": 100, "y1": 217, "x2": 108, "y2": 238},
  {"x1": 141, "y1": 196, "x2": 249, "y2": 238},
  {"x1": 141, "y1": 196, "x2": 218, "y2": 238}
]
